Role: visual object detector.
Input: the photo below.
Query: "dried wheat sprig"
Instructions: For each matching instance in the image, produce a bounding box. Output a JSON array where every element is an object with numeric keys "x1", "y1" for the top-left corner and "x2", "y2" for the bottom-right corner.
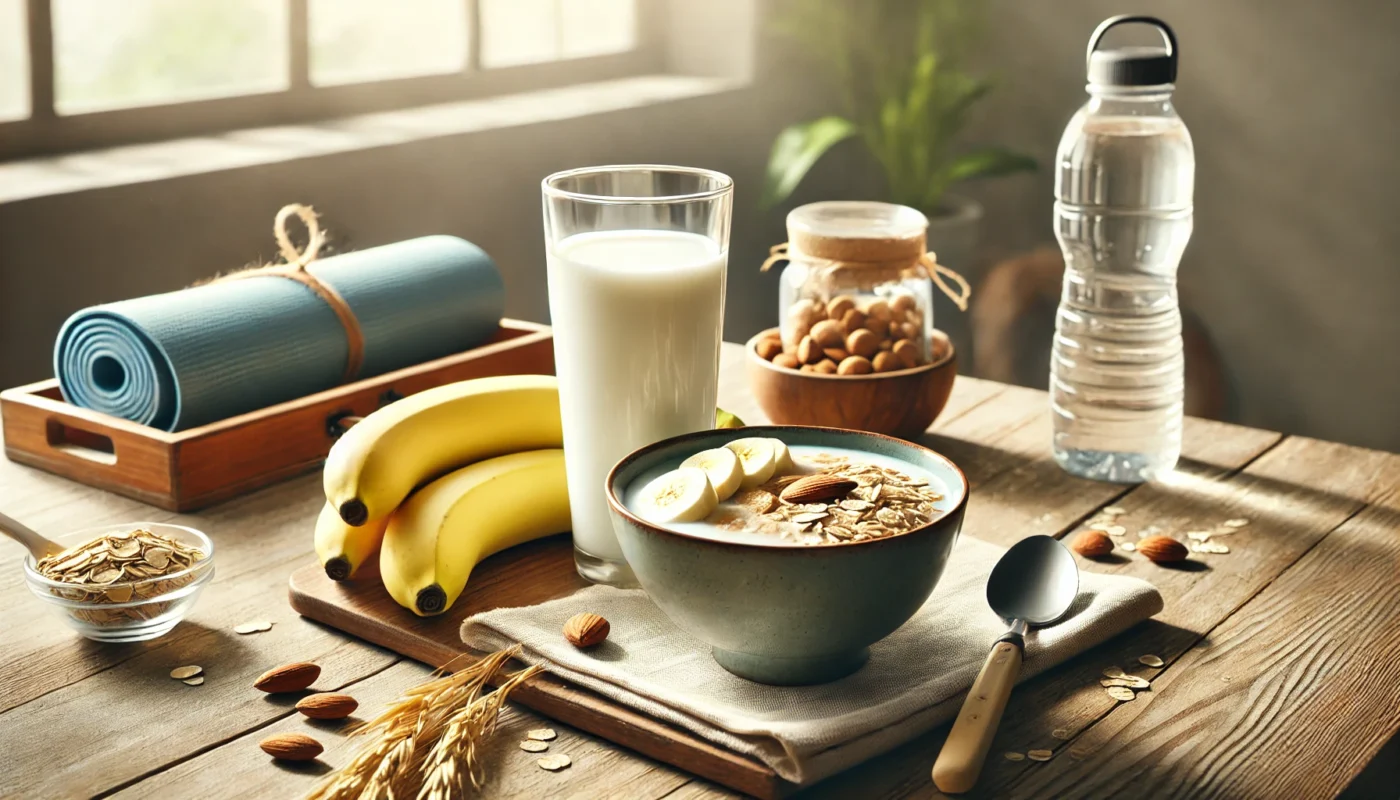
[
  {"x1": 417, "y1": 664, "x2": 544, "y2": 800},
  {"x1": 303, "y1": 647, "x2": 528, "y2": 800}
]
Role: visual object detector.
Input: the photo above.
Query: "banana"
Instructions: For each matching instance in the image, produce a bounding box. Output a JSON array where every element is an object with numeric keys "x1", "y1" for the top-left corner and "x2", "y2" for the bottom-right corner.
[
  {"x1": 380, "y1": 449, "x2": 571, "y2": 616},
  {"x1": 324, "y1": 375, "x2": 562, "y2": 526},
  {"x1": 680, "y1": 447, "x2": 743, "y2": 501},
  {"x1": 314, "y1": 502, "x2": 390, "y2": 581},
  {"x1": 715, "y1": 408, "x2": 745, "y2": 429},
  {"x1": 634, "y1": 467, "x2": 718, "y2": 524},
  {"x1": 725, "y1": 437, "x2": 777, "y2": 489},
  {"x1": 767, "y1": 438, "x2": 795, "y2": 474}
]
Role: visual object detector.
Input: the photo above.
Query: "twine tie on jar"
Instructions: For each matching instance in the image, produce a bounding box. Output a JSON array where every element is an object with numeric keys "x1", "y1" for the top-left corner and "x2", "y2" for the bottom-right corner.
[
  {"x1": 760, "y1": 242, "x2": 971, "y2": 312},
  {"x1": 211, "y1": 204, "x2": 366, "y2": 383}
]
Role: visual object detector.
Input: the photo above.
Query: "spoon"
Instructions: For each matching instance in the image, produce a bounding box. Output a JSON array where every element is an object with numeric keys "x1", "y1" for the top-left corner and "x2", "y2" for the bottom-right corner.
[
  {"x1": 0, "y1": 511, "x2": 66, "y2": 560},
  {"x1": 932, "y1": 535, "x2": 1080, "y2": 793}
]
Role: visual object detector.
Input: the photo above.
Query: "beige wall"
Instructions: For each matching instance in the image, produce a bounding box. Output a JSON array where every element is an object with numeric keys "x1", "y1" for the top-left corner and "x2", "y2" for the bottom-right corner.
[{"x1": 2, "y1": 0, "x2": 1397, "y2": 453}]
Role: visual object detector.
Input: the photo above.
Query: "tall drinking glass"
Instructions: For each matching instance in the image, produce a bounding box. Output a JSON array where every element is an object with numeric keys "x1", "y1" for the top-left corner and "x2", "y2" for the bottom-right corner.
[{"x1": 543, "y1": 165, "x2": 733, "y2": 586}]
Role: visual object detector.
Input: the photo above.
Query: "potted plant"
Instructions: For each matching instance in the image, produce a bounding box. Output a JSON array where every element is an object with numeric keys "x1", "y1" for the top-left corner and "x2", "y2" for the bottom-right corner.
[{"x1": 762, "y1": 0, "x2": 1035, "y2": 275}]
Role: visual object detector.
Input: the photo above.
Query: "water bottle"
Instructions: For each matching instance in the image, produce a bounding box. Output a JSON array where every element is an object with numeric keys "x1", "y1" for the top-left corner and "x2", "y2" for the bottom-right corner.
[{"x1": 1051, "y1": 16, "x2": 1193, "y2": 483}]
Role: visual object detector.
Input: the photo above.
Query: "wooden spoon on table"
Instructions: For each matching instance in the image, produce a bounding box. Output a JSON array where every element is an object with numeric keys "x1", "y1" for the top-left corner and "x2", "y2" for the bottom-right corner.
[{"x1": 0, "y1": 511, "x2": 66, "y2": 560}]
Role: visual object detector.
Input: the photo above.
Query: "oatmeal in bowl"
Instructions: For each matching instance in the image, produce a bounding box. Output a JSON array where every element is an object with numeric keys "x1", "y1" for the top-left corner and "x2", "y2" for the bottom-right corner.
[{"x1": 607, "y1": 426, "x2": 967, "y2": 685}]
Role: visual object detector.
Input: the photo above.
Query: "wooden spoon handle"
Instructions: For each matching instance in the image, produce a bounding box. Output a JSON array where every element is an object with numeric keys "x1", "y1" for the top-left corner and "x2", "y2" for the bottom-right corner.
[
  {"x1": 0, "y1": 511, "x2": 65, "y2": 560},
  {"x1": 932, "y1": 639, "x2": 1023, "y2": 794}
]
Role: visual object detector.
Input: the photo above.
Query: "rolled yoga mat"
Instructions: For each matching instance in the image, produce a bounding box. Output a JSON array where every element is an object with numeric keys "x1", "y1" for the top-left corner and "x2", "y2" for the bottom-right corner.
[{"x1": 56, "y1": 235, "x2": 505, "y2": 431}]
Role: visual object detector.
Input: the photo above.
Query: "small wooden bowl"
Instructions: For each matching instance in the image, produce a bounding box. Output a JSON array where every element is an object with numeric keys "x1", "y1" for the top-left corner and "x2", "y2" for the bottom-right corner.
[{"x1": 745, "y1": 327, "x2": 957, "y2": 440}]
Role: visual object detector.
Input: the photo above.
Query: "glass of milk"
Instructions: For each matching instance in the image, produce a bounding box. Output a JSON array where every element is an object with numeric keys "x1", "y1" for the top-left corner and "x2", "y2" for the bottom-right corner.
[{"x1": 542, "y1": 165, "x2": 733, "y2": 586}]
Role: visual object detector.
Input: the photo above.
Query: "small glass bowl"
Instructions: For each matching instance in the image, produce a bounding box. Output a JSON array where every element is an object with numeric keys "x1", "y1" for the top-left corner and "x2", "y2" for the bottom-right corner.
[{"x1": 23, "y1": 522, "x2": 215, "y2": 643}]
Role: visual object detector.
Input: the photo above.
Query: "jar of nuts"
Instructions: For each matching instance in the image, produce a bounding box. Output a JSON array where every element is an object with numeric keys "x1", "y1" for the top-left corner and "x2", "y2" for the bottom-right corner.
[{"x1": 760, "y1": 202, "x2": 969, "y2": 377}]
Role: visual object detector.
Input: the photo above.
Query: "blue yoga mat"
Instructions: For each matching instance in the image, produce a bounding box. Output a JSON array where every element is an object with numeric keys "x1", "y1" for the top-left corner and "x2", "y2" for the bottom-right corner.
[{"x1": 56, "y1": 235, "x2": 504, "y2": 431}]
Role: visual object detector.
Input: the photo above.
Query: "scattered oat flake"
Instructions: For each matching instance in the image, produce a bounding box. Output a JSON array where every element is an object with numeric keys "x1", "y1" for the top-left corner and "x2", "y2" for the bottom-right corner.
[
  {"x1": 1224, "y1": 518, "x2": 1250, "y2": 528},
  {"x1": 519, "y1": 740, "x2": 549, "y2": 753},
  {"x1": 526, "y1": 728, "x2": 557, "y2": 742},
  {"x1": 1027, "y1": 749, "x2": 1053, "y2": 762},
  {"x1": 1120, "y1": 541, "x2": 1136, "y2": 551},
  {"x1": 1051, "y1": 728, "x2": 1071, "y2": 740},
  {"x1": 182, "y1": 676, "x2": 205, "y2": 686},
  {"x1": 1192, "y1": 542, "x2": 1230, "y2": 554},
  {"x1": 1004, "y1": 751, "x2": 1026, "y2": 762},
  {"x1": 537, "y1": 754, "x2": 572, "y2": 771},
  {"x1": 1102, "y1": 666, "x2": 1126, "y2": 679},
  {"x1": 1138, "y1": 654, "x2": 1165, "y2": 668},
  {"x1": 1186, "y1": 531, "x2": 1213, "y2": 541},
  {"x1": 234, "y1": 620, "x2": 274, "y2": 635},
  {"x1": 1106, "y1": 686, "x2": 1136, "y2": 701},
  {"x1": 1104, "y1": 525, "x2": 1126, "y2": 536},
  {"x1": 1101, "y1": 678, "x2": 1138, "y2": 688},
  {"x1": 1069, "y1": 746, "x2": 1093, "y2": 760},
  {"x1": 1103, "y1": 506, "x2": 1125, "y2": 516},
  {"x1": 170, "y1": 665, "x2": 202, "y2": 680}
]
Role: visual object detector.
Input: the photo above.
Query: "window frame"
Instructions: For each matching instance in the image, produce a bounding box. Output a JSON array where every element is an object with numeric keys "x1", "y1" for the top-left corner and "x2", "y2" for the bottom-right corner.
[{"x1": 2, "y1": 0, "x2": 663, "y2": 161}]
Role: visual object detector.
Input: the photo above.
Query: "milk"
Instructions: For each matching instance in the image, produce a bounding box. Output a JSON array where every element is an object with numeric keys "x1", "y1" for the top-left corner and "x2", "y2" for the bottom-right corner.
[{"x1": 547, "y1": 229, "x2": 727, "y2": 563}]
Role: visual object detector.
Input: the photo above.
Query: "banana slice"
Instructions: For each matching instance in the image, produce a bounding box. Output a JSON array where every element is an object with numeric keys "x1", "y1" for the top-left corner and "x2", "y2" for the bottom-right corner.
[
  {"x1": 635, "y1": 467, "x2": 718, "y2": 524},
  {"x1": 681, "y1": 447, "x2": 744, "y2": 502},
  {"x1": 725, "y1": 438, "x2": 777, "y2": 489},
  {"x1": 767, "y1": 438, "x2": 794, "y2": 476}
]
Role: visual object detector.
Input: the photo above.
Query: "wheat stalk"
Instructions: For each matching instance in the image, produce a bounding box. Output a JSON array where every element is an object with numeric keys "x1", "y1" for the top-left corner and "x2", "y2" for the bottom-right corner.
[{"x1": 303, "y1": 647, "x2": 535, "y2": 800}]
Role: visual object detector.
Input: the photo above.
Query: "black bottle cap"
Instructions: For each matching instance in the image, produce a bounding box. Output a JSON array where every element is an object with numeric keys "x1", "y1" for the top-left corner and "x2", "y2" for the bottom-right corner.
[{"x1": 1086, "y1": 15, "x2": 1178, "y2": 87}]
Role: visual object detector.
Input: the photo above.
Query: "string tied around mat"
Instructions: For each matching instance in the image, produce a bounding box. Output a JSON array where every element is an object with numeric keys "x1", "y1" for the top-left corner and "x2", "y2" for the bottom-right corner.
[{"x1": 214, "y1": 204, "x2": 365, "y2": 383}]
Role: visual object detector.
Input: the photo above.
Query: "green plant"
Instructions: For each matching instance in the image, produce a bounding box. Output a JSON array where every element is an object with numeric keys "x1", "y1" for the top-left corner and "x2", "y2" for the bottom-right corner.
[{"x1": 762, "y1": 0, "x2": 1035, "y2": 214}]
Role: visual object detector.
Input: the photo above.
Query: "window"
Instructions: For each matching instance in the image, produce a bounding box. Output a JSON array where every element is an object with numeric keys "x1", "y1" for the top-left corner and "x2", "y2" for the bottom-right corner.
[{"x1": 1, "y1": 0, "x2": 656, "y2": 160}]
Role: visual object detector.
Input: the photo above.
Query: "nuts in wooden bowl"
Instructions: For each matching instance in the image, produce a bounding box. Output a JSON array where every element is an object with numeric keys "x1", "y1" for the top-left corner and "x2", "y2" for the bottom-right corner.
[{"x1": 770, "y1": 295, "x2": 941, "y2": 376}]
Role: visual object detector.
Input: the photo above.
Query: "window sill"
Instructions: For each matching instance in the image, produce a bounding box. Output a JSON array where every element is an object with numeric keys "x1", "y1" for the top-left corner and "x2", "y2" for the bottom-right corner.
[{"x1": 0, "y1": 74, "x2": 743, "y2": 205}]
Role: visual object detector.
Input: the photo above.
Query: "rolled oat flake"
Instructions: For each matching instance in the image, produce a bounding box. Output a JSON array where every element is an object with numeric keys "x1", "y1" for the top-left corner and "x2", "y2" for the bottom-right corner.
[{"x1": 537, "y1": 754, "x2": 572, "y2": 771}]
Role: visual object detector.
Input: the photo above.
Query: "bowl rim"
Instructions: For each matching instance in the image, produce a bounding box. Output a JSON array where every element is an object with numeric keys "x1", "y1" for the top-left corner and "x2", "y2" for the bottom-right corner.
[
  {"x1": 745, "y1": 328, "x2": 955, "y2": 380},
  {"x1": 23, "y1": 522, "x2": 215, "y2": 596},
  {"x1": 606, "y1": 424, "x2": 969, "y2": 551}
]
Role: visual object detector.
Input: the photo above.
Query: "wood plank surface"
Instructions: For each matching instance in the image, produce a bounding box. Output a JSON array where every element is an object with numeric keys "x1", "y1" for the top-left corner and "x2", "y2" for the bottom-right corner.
[{"x1": 0, "y1": 341, "x2": 1395, "y2": 800}]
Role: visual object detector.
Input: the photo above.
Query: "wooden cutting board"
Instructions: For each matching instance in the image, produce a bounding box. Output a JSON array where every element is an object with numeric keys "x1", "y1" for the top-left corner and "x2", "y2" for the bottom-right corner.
[{"x1": 287, "y1": 534, "x2": 790, "y2": 799}]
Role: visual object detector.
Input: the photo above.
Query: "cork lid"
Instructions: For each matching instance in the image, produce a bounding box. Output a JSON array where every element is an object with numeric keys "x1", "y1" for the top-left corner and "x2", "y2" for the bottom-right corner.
[{"x1": 786, "y1": 201, "x2": 928, "y2": 264}]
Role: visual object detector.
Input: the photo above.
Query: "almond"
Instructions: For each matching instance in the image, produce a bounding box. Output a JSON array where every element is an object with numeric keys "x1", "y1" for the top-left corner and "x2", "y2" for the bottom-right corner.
[
  {"x1": 295, "y1": 692, "x2": 358, "y2": 720},
  {"x1": 845, "y1": 328, "x2": 879, "y2": 359},
  {"x1": 780, "y1": 475, "x2": 858, "y2": 504},
  {"x1": 253, "y1": 661, "x2": 320, "y2": 694},
  {"x1": 810, "y1": 319, "x2": 846, "y2": 348},
  {"x1": 1072, "y1": 530, "x2": 1115, "y2": 558},
  {"x1": 259, "y1": 732, "x2": 323, "y2": 761},
  {"x1": 756, "y1": 338, "x2": 783, "y2": 361},
  {"x1": 563, "y1": 613, "x2": 610, "y2": 647},
  {"x1": 1137, "y1": 535, "x2": 1189, "y2": 563},
  {"x1": 773, "y1": 352, "x2": 800, "y2": 370},
  {"x1": 838, "y1": 355, "x2": 873, "y2": 376},
  {"x1": 797, "y1": 335, "x2": 823, "y2": 364}
]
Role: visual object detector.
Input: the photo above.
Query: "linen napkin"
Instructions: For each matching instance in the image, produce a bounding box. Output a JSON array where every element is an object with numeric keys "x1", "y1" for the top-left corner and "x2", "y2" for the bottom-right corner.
[{"x1": 461, "y1": 535, "x2": 1162, "y2": 786}]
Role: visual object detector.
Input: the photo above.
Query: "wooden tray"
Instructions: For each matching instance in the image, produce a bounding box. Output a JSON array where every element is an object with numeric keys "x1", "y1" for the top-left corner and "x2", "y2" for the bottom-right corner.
[
  {"x1": 288, "y1": 536, "x2": 791, "y2": 800},
  {"x1": 1, "y1": 319, "x2": 552, "y2": 511}
]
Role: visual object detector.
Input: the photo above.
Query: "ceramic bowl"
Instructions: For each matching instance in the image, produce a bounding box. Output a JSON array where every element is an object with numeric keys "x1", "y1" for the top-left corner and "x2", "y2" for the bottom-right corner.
[
  {"x1": 745, "y1": 327, "x2": 957, "y2": 440},
  {"x1": 606, "y1": 426, "x2": 967, "y2": 685}
]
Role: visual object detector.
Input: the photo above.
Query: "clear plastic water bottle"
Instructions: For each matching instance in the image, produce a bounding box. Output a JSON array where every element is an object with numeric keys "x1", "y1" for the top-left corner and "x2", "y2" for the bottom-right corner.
[{"x1": 1051, "y1": 15, "x2": 1193, "y2": 483}]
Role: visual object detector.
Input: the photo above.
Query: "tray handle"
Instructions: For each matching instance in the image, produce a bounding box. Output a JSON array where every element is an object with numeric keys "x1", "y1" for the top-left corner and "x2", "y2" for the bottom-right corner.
[{"x1": 44, "y1": 417, "x2": 119, "y2": 466}]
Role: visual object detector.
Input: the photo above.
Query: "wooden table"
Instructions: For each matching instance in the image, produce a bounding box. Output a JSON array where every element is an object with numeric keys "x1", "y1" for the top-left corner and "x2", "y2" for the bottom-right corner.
[{"x1": 2, "y1": 343, "x2": 1397, "y2": 800}]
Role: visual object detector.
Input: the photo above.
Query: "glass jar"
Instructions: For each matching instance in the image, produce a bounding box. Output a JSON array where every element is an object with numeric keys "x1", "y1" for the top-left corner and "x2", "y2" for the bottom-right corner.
[{"x1": 762, "y1": 201, "x2": 968, "y2": 373}]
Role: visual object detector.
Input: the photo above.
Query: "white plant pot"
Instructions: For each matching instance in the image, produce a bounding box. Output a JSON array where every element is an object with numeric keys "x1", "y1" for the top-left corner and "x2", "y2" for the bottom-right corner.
[{"x1": 923, "y1": 194, "x2": 982, "y2": 347}]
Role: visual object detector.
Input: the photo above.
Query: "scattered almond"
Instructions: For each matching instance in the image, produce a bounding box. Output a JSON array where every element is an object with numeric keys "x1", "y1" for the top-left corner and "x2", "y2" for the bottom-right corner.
[
  {"x1": 1071, "y1": 530, "x2": 1115, "y2": 558},
  {"x1": 780, "y1": 475, "x2": 858, "y2": 504},
  {"x1": 259, "y1": 732, "x2": 323, "y2": 761},
  {"x1": 563, "y1": 613, "x2": 610, "y2": 648},
  {"x1": 296, "y1": 692, "x2": 358, "y2": 720},
  {"x1": 1137, "y1": 535, "x2": 1188, "y2": 563},
  {"x1": 254, "y1": 661, "x2": 320, "y2": 693}
]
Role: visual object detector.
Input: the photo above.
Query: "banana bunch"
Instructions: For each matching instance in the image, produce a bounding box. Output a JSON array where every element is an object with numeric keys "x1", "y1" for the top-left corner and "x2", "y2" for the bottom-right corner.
[{"x1": 314, "y1": 375, "x2": 571, "y2": 616}]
